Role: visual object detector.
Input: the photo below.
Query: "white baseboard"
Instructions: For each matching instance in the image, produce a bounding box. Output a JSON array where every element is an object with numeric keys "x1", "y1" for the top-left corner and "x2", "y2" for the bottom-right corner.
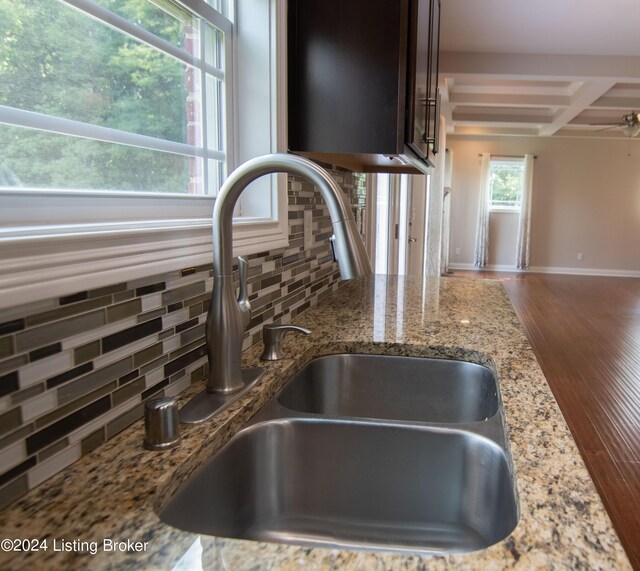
[
  {"x1": 448, "y1": 263, "x2": 524, "y2": 272},
  {"x1": 528, "y1": 266, "x2": 640, "y2": 278},
  {"x1": 448, "y1": 262, "x2": 640, "y2": 278}
]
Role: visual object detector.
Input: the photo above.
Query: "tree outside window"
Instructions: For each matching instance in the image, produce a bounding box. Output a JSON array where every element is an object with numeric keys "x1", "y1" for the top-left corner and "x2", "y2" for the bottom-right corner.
[
  {"x1": 0, "y1": 0, "x2": 226, "y2": 195},
  {"x1": 489, "y1": 158, "x2": 524, "y2": 210}
]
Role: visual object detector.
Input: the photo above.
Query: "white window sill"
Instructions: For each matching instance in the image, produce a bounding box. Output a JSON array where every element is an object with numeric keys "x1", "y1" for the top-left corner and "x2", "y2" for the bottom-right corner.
[
  {"x1": 0, "y1": 216, "x2": 288, "y2": 311},
  {"x1": 489, "y1": 207, "x2": 521, "y2": 214}
]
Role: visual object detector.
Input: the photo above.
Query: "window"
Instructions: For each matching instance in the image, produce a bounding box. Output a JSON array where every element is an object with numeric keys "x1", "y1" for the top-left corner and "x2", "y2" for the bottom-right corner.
[
  {"x1": 489, "y1": 157, "x2": 525, "y2": 211},
  {"x1": 0, "y1": 0, "x2": 287, "y2": 309},
  {"x1": 1, "y1": 0, "x2": 231, "y2": 196}
]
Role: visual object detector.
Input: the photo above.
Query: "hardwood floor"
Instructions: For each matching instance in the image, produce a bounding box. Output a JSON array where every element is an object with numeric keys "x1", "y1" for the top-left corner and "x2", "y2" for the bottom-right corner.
[{"x1": 453, "y1": 271, "x2": 640, "y2": 568}]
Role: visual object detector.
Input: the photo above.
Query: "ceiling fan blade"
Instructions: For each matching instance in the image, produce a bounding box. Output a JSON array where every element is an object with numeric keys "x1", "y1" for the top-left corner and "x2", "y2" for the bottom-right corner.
[
  {"x1": 594, "y1": 125, "x2": 621, "y2": 132},
  {"x1": 587, "y1": 121, "x2": 623, "y2": 126}
]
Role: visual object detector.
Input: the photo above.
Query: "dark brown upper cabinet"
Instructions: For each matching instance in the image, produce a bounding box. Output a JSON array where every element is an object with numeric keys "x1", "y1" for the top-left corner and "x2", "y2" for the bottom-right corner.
[{"x1": 288, "y1": 0, "x2": 441, "y2": 174}]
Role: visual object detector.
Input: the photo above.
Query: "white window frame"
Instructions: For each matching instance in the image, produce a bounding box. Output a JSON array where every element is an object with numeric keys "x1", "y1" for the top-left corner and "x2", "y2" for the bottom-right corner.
[
  {"x1": 0, "y1": 0, "x2": 288, "y2": 310},
  {"x1": 488, "y1": 156, "x2": 525, "y2": 213}
]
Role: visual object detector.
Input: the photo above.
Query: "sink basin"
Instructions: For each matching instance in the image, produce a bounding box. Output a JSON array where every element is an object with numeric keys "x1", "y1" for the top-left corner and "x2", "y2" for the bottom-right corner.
[
  {"x1": 160, "y1": 418, "x2": 518, "y2": 554},
  {"x1": 278, "y1": 354, "x2": 499, "y2": 423},
  {"x1": 159, "y1": 353, "x2": 518, "y2": 554}
]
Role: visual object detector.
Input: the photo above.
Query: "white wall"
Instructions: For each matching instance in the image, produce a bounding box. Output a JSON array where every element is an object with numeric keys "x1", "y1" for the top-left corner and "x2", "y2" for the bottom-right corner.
[
  {"x1": 447, "y1": 136, "x2": 640, "y2": 274},
  {"x1": 488, "y1": 211, "x2": 519, "y2": 266}
]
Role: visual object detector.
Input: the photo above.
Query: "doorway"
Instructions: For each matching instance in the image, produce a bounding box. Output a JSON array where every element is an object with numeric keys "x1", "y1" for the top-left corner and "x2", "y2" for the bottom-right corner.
[{"x1": 367, "y1": 173, "x2": 428, "y2": 275}]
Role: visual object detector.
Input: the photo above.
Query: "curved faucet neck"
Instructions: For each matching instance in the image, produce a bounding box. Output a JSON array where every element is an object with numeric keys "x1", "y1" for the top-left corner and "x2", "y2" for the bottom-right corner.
[{"x1": 212, "y1": 153, "x2": 369, "y2": 278}]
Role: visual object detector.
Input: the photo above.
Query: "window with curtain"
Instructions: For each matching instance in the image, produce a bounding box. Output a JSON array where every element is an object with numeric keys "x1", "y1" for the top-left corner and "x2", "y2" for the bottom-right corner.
[{"x1": 475, "y1": 153, "x2": 534, "y2": 269}]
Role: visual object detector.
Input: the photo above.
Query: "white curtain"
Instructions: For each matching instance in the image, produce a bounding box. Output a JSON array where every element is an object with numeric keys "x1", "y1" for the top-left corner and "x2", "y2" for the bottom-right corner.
[
  {"x1": 515, "y1": 154, "x2": 535, "y2": 269},
  {"x1": 473, "y1": 153, "x2": 491, "y2": 267}
]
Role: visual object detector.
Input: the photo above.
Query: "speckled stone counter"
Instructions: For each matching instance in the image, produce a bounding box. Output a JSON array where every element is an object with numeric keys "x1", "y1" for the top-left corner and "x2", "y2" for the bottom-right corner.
[{"x1": 0, "y1": 276, "x2": 631, "y2": 570}]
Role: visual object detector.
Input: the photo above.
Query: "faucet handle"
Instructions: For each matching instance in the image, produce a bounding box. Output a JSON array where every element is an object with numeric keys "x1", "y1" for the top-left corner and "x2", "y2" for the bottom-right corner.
[
  {"x1": 260, "y1": 324, "x2": 311, "y2": 361},
  {"x1": 237, "y1": 256, "x2": 251, "y2": 330},
  {"x1": 328, "y1": 234, "x2": 337, "y2": 262}
]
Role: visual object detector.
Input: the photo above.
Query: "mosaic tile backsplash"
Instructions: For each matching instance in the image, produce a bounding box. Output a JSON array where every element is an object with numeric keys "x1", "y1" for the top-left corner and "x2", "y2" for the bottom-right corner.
[{"x1": 0, "y1": 168, "x2": 365, "y2": 509}]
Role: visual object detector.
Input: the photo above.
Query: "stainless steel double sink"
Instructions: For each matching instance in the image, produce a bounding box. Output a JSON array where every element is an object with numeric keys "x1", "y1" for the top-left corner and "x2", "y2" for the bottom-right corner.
[{"x1": 160, "y1": 354, "x2": 519, "y2": 554}]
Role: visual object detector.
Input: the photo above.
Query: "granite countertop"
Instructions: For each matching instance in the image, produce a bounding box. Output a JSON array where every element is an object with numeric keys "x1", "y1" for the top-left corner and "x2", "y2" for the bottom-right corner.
[{"x1": 0, "y1": 275, "x2": 631, "y2": 570}]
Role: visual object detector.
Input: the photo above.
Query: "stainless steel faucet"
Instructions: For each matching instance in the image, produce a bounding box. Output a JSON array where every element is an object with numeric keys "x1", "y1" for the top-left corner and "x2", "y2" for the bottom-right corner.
[{"x1": 180, "y1": 153, "x2": 372, "y2": 423}]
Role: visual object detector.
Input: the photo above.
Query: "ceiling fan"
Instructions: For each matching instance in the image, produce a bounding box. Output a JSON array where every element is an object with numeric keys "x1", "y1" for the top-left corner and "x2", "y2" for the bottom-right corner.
[{"x1": 589, "y1": 111, "x2": 640, "y2": 137}]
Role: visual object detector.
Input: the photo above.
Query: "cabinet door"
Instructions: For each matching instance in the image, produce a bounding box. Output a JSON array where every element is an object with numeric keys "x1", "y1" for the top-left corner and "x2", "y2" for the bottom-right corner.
[
  {"x1": 406, "y1": 0, "x2": 431, "y2": 160},
  {"x1": 425, "y1": 0, "x2": 441, "y2": 155},
  {"x1": 288, "y1": 0, "x2": 408, "y2": 155}
]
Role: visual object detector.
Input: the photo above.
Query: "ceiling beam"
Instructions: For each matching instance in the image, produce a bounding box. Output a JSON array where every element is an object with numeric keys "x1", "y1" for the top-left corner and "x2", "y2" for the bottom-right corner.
[
  {"x1": 538, "y1": 80, "x2": 616, "y2": 136},
  {"x1": 590, "y1": 96, "x2": 640, "y2": 109},
  {"x1": 569, "y1": 111, "x2": 627, "y2": 124},
  {"x1": 453, "y1": 107, "x2": 553, "y2": 125},
  {"x1": 439, "y1": 78, "x2": 454, "y2": 134},
  {"x1": 553, "y1": 128, "x2": 640, "y2": 140},
  {"x1": 440, "y1": 52, "x2": 640, "y2": 81},
  {"x1": 449, "y1": 92, "x2": 571, "y2": 108},
  {"x1": 452, "y1": 126, "x2": 540, "y2": 137},
  {"x1": 440, "y1": 52, "x2": 640, "y2": 139}
]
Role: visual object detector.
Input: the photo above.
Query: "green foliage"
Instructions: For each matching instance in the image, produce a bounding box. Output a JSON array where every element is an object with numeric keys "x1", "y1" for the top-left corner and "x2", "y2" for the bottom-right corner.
[
  {"x1": 0, "y1": 0, "x2": 195, "y2": 192},
  {"x1": 489, "y1": 162, "x2": 524, "y2": 207}
]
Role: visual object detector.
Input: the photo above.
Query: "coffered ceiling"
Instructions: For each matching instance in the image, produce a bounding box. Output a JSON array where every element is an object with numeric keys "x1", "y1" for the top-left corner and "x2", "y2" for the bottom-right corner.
[{"x1": 439, "y1": 0, "x2": 640, "y2": 139}]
